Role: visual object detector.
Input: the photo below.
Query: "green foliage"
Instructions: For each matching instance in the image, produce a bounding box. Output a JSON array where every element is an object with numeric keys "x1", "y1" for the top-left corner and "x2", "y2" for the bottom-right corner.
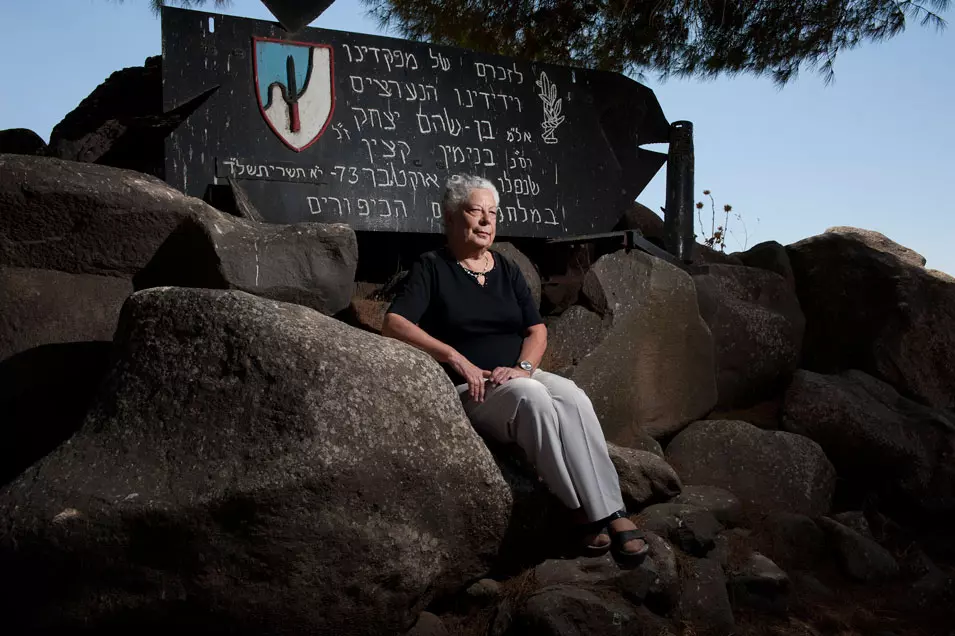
[
  {"x1": 148, "y1": 1, "x2": 949, "y2": 83},
  {"x1": 363, "y1": 0, "x2": 950, "y2": 84},
  {"x1": 149, "y1": 0, "x2": 232, "y2": 14}
]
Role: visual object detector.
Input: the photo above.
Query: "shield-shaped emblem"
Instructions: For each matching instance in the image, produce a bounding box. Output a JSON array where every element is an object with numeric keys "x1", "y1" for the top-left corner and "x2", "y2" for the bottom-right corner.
[{"x1": 253, "y1": 37, "x2": 335, "y2": 152}]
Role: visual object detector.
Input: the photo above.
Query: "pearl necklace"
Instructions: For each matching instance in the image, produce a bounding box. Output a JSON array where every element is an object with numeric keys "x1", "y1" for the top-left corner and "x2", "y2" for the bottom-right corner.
[{"x1": 458, "y1": 252, "x2": 491, "y2": 286}]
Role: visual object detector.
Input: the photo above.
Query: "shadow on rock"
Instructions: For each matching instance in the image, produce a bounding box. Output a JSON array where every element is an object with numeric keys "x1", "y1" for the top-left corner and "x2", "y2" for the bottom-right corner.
[{"x1": 0, "y1": 341, "x2": 112, "y2": 486}]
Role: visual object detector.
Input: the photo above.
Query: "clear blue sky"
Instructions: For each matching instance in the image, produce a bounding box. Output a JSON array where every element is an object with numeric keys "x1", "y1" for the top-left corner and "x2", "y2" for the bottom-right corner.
[{"x1": 2, "y1": 0, "x2": 953, "y2": 274}]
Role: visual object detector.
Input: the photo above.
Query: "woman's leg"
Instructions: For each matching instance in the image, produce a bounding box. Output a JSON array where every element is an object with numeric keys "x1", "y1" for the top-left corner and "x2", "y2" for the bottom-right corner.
[
  {"x1": 460, "y1": 378, "x2": 581, "y2": 510},
  {"x1": 532, "y1": 371, "x2": 647, "y2": 556},
  {"x1": 530, "y1": 371, "x2": 625, "y2": 522}
]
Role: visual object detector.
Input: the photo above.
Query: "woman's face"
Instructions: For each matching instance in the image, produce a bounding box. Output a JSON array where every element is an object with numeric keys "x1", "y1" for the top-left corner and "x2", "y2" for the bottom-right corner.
[{"x1": 448, "y1": 188, "x2": 497, "y2": 250}]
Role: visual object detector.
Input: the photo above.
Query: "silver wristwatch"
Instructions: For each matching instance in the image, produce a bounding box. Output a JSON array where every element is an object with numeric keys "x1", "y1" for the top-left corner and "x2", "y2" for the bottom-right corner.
[{"x1": 518, "y1": 360, "x2": 533, "y2": 372}]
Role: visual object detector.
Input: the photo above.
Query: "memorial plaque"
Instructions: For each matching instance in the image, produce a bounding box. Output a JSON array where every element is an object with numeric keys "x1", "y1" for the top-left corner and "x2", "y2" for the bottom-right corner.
[{"x1": 163, "y1": 7, "x2": 670, "y2": 237}]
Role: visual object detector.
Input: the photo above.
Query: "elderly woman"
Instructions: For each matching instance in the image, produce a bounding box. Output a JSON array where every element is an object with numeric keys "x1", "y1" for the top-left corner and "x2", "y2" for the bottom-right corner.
[{"x1": 382, "y1": 174, "x2": 648, "y2": 562}]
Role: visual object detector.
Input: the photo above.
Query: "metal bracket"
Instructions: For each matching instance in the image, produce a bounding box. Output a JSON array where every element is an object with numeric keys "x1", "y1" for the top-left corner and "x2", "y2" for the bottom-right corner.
[{"x1": 546, "y1": 229, "x2": 687, "y2": 270}]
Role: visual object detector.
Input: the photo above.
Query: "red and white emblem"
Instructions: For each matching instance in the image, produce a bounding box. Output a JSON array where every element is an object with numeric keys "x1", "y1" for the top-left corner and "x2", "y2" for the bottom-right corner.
[{"x1": 253, "y1": 37, "x2": 335, "y2": 152}]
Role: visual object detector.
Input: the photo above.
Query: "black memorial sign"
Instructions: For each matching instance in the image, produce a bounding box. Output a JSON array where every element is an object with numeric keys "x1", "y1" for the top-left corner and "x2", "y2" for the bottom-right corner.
[{"x1": 162, "y1": 7, "x2": 670, "y2": 238}]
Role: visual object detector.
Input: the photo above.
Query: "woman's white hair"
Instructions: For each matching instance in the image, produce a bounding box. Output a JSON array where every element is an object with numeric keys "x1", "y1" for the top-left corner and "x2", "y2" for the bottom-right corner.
[{"x1": 440, "y1": 174, "x2": 500, "y2": 217}]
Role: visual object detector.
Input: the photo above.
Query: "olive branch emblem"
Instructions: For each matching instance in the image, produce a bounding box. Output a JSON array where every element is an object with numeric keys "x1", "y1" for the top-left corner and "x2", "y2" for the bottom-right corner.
[{"x1": 535, "y1": 72, "x2": 565, "y2": 145}]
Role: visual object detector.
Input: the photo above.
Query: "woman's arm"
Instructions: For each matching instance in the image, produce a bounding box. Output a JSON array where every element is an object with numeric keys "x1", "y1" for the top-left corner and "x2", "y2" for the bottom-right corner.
[
  {"x1": 488, "y1": 323, "x2": 548, "y2": 384},
  {"x1": 382, "y1": 312, "x2": 492, "y2": 402},
  {"x1": 382, "y1": 312, "x2": 456, "y2": 364},
  {"x1": 518, "y1": 323, "x2": 547, "y2": 370}
]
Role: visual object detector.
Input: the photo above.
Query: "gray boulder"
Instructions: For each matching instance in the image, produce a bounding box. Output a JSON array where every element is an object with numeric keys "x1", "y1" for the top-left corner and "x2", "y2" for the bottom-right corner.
[
  {"x1": 406, "y1": 612, "x2": 450, "y2": 636},
  {"x1": 0, "y1": 267, "x2": 130, "y2": 362},
  {"x1": 666, "y1": 420, "x2": 836, "y2": 516},
  {"x1": 782, "y1": 369, "x2": 955, "y2": 514},
  {"x1": 825, "y1": 226, "x2": 926, "y2": 267},
  {"x1": 734, "y1": 240, "x2": 795, "y2": 286},
  {"x1": 762, "y1": 512, "x2": 828, "y2": 569},
  {"x1": 570, "y1": 250, "x2": 717, "y2": 443},
  {"x1": 0, "y1": 154, "x2": 210, "y2": 277},
  {"x1": 47, "y1": 56, "x2": 169, "y2": 177},
  {"x1": 641, "y1": 530, "x2": 680, "y2": 613},
  {"x1": 540, "y1": 306, "x2": 607, "y2": 376},
  {"x1": 134, "y1": 207, "x2": 358, "y2": 315},
  {"x1": 675, "y1": 557, "x2": 736, "y2": 635},
  {"x1": 0, "y1": 288, "x2": 511, "y2": 635},
  {"x1": 672, "y1": 485, "x2": 743, "y2": 526},
  {"x1": 788, "y1": 229, "x2": 955, "y2": 410},
  {"x1": 817, "y1": 517, "x2": 899, "y2": 582},
  {"x1": 693, "y1": 264, "x2": 805, "y2": 407},
  {"x1": 633, "y1": 503, "x2": 722, "y2": 556},
  {"x1": 532, "y1": 554, "x2": 619, "y2": 588},
  {"x1": 0, "y1": 128, "x2": 48, "y2": 156},
  {"x1": 491, "y1": 242, "x2": 541, "y2": 309},
  {"x1": 510, "y1": 585, "x2": 671, "y2": 636},
  {"x1": 606, "y1": 443, "x2": 681, "y2": 508},
  {"x1": 1, "y1": 267, "x2": 131, "y2": 484}
]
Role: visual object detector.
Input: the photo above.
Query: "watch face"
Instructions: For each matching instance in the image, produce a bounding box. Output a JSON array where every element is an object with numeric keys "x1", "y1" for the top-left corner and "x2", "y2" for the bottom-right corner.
[{"x1": 520, "y1": 361, "x2": 533, "y2": 371}]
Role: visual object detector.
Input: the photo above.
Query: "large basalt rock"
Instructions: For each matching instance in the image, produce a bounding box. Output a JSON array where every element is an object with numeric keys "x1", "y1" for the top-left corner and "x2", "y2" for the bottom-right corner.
[
  {"x1": 540, "y1": 306, "x2": 607, "y2": 376},
  {"x1": 675, "y1": 557, "x2": 736, "y2": 635},
  {"x1": 0, "y1": 267, "x2": 130, "y2": 361},
  {"x1": 633, "y1": 503, "x2": 722, "y2": 556},
  {"x1": 733, "y1": 240, "x2": 795, "y2": 286},
  {"x1": 509, "y1": 585, "x2": 672, "y2": 636},
  {"x1": 0, "y1": 288, "x2": 511, "y2": 635},
  {"x1": 693, "y1": 264, "x2": 805, "y2": 408},
  {"x1": 0, "y1": 155, "x2": 210, "y2": 277},
  {"x1": 817, "y1": 517, "x2": 900, "y2": 582},
  {"x1": 666, "y1": 420, "x2": 836, "y2": 516},
  {"x1": 781, "y1": 369, "x2": 955, "y2": 515},
  {"x1": 0, "y1": 267, "x2": 131, "y2": 484},
  {"x1": 0, "y1": 128, "x2": 48, "y2": 156},
  {"x1": 47, "y1": 56, "x2": 167, "y2": 176},
  {"x1": 491, "y1": 242, "x2": 541, "y2": 310},
  {"x1": 825, "y1": 226, "x2": 926, "y2": 267},
  {"x1": 788, "y1": 229, "x2": 955, "y2": 410},
  {"x1": 134, "y1": 208, "x2": 357, "y2": 315},
  {"x1": 606, "y1": 443, "x2": 681, "y2": 508},
  {"x1": 569, "y1": 250, "x2": 717, "y2": 443}
]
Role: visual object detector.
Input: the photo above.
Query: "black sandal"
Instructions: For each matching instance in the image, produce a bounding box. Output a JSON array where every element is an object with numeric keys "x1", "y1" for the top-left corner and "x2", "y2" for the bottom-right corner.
[
  {"x1": 573, "y1": 519, "x2": 611, "y2": 557},
  {"x1": 606, "y1": 510, "x2": 650, "y2": 565}
]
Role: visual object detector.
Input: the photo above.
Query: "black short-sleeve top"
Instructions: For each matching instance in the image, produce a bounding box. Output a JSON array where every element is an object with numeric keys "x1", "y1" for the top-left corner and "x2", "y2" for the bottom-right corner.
[{"x1": 387, "y1": 247, "x2": 544, "y2": 385}]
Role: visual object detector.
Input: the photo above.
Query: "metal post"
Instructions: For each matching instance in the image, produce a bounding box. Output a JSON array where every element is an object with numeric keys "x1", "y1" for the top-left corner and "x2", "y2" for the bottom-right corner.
[{"x1": 664, "y1": 121, "x2": 695, "y2": 262}]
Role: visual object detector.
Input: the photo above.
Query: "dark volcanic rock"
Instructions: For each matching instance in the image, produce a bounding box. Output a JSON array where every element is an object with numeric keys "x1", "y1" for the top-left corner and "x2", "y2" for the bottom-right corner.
[
  {"x1": 510, "y1": 585, "x2": 671, "y2": 636},
  {"x1": 672, "y1": 485, "x2": 743, "y2": 526},
  {"x1": 540, "y1": 305, "x2": 608, "y2": 376},
  {"x1": 817, "y1": 517, "x2": 900, "y2": 582},
  {"x1": 788, "y1": 228, "x2": 955, "y2": 410},
  {"x1": 134, "y1": 208, "x2": 357, "y2": 315},
  {"x1": 693, "y1": 264, "x2": 804, "y2": 408},
  {"x1": 0, "y1": 155, "x2": 210, "y2": 277},
  {"x1": 0, "y1": 267, "x2": 130, "y2": 361},
  {"x1": 633, "y1": 503, "x2": 722, "y2": 556},
  {"x1": 0, "y1": 267, "x2": 131, "y2": 484},
  {"x1": 0, "y1": 288, "x2": 511, "y2": 635},
  {"x1": 666, "y1": 420, "x2": 836, "y2": 515},
  {"x1": 0, "y1": 128, "x2": 48, "y2": 156},
  {"x1": 572, "y1": 250, "x2": 717, "y2": 442},
  {"x1": 606, "y1": 443, "x2": 681, "y2": 508},
  {"x1": 48, "y1": 56, "x2": 167, "y2": 176},
  {"x1": 675, "y1": 557, "x2": 736, "y2": 635},
  {"x1": 491, "y1": 242, "x2": 541, "y2": 310},
  {"x1": 734, "y1": 240, "x2": 795, "y2": 286},
  {"x1": 782, "y1": 369, "x2": 955, "y2": 515}
]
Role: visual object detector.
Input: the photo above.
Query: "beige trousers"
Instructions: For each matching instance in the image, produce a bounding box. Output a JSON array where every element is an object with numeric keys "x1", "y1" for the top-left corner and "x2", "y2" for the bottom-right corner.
[{"x1": 458, "y1": 370, "x2": 624, "y2": 522}]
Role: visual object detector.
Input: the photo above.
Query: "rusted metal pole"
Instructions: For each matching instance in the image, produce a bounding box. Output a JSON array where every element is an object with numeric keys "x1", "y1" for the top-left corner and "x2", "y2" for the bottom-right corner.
[{"x1": 664, "y1": 121, "x2": 695, "y2": 262}]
